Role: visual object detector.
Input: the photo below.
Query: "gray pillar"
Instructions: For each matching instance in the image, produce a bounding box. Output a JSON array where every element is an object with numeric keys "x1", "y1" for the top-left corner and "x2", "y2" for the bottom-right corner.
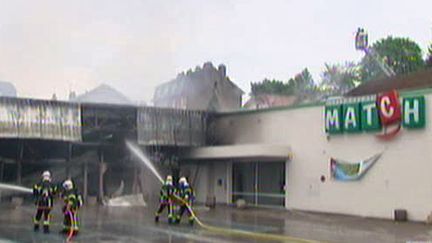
[
  {"x1": 208, "y1": 163, "x2": 215, "y2": 195},
  {"x1": 98, "y1": 150, "x2": 105, "y2": 202},
  {"x1": 16, "y1": 160, "x2": 22, "y2": 185},
  {"x1": 206, "y1": 162, "x2": 216, "y2": 207},
  {"x1": 0, "y1": 161, "x2": 4, "y2": 182},
  {"x1": 0, "y1": 161, "x2": 4, "y2": 202},
  {"x1": 83, "y1": 162, "x2": 88, "y2": 202},
  {"x1": 132, "y1": 166, "x2": 138, "y2": 194},
  {"x1": 66, "y1": 143, "x2": 72, "y2": 178},
  {"x1": 16, "y1": 143, "x2": 23, "y2": 185}
]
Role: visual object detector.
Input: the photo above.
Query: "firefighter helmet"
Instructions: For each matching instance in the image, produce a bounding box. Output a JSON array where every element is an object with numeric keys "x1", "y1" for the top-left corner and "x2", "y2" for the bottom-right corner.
[
  {"x1": 42, "y1": 171, "x2": 51, "y2": 181},
  {"x1": 179, "y1": 177, "x2": 188, "y2": 185},
  {"x1": 165, "y1": 175, "x2": 173, "y2": 185},
  {"x1": 63, "y1": 179, "x2": 73, "y2": 190}
]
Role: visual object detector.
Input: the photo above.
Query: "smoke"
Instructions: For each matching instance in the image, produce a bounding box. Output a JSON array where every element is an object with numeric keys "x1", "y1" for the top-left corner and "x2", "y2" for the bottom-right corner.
[
  {"x1": 0, "y1": 0, "x2": 179, "y2": 101},
  {"x1": 0, "y1": 0, "x2": 431, "y2": 102}
]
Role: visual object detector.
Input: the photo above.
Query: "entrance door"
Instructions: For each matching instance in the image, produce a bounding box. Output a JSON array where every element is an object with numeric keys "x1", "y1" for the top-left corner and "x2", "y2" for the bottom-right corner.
[
  {"x1": 232, "y1": 161, "x2": 285, "y2": 207},
  {"x1": 232, "y1": 162, "x2": 256, "y2": 205},
  {"x1": 257, "y1": 162, "x2": 285, "y2": 206}
]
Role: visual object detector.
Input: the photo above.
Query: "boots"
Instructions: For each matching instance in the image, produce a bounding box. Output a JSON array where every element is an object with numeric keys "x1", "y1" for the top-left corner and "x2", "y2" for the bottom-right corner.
[
  {"x1": 33, "y1": 224, "x2": 39, "y2": 232},
  {"x1": 43, "y1": 225, "x2": 49, "y2": 234},
  {"x1": 154, "y1": 215, "x2": 159, "y2": 223},
  {"x1": 168, "y1": 217, "x2": 174, "y2": 224}
]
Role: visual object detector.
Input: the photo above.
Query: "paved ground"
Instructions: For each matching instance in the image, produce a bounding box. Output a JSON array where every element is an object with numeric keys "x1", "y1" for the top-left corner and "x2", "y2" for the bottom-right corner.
[{"x1": 0, "y1": 202, "x2": 432, "y2": 243}]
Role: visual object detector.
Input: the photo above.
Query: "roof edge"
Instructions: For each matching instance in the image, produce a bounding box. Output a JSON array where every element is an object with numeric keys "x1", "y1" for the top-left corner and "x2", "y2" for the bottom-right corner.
[{"x1": 219, "y1": 87, "x2": 432, "y2": 117}]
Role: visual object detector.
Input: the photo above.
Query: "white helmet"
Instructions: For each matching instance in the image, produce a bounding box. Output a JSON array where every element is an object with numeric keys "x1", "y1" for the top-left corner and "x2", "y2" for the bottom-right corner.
[
  {"x1": 63, "y1": 180, "x2": 73, "y2": 190},
  {"x1": 165, "y1": 175, "x2": 173, "y2": 185},
  {"x1": 42, "y1": 171, "x2": 51, "y2": 181},
  {"x1": 179, "y1": 177, "x2": 188, "y2": 185}
]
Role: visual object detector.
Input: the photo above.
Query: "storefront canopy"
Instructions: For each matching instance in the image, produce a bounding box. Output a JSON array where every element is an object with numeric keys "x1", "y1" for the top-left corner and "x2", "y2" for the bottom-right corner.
[{"x1": 180, "y1": 144, "x2": 292, "y2": 161}]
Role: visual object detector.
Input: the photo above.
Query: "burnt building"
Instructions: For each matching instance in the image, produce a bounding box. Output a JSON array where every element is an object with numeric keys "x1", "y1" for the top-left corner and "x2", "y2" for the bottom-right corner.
[
  {"x1": 153, "y1": 62, "x2": 244, "y2": 112},
  {"x1": 0, "y1": 97, "x2": 208, "y2": 204}
]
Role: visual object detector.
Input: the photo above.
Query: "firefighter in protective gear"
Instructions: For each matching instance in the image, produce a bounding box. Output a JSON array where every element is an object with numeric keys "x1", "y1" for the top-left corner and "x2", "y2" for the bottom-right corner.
[
  {"x1": 155, "y1": 175, "x2": 176, "y2": 224},
  {"x1": 176, "y1": 177, "x2": 195, "y2": 225},
  {"x1": 60, "y1": 179, "x2": 83, "y2": 235},
  {"x1": 33, "y1": 171, "x2": 56, "y2": 233}
]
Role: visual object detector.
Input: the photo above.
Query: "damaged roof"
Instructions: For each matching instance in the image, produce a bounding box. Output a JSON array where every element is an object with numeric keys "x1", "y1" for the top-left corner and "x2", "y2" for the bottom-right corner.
[{"x1": 347, "y1": 68, "x2": 432, "y2": 96}]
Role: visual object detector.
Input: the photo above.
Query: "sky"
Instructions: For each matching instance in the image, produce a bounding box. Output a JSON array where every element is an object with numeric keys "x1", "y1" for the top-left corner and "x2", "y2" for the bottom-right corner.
[{"x1": 0, "y1": 0, "x2": 431, "y2": 102}]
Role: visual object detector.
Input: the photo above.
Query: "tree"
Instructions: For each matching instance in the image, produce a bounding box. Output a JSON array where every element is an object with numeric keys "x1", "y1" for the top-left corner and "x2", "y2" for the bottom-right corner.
[
  {"x1": 249, "y1": 68, "x2": 320, "y2": 105},
  {"x1": 360, "y1": 36, "x2": 425, "y2": 82},
  {"x1": 320, "y1": 62, "x2": 360, "y2": 95},
  {"x1": 290, "y1": 68, "x2": 315, "y2": 92},
  {"x1": 426, "y1": 43, "x2": 432, "y2": 68},
  {"x1": 250, "y1": 79, "x2": 294, "y2": 96},
  {"x1": 289, "y1": 68, "x2": 318, "y2": 101},
  {"x1": 250, "y1": 68, "x2": 316, "y2": 98}
]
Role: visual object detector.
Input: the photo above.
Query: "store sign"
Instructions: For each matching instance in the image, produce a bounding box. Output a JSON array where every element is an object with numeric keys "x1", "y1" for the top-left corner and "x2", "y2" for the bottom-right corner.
[{"x1": 325, "y1": 91, "x2": 425, "y2": 135}]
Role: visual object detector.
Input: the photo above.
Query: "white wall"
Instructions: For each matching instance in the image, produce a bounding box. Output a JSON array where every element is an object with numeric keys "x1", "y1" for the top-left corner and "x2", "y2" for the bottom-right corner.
[
  {"x1": 180, "y1": 162, "x2": 229, "y2": 204},
  {"x1": 213, "y1": 162, "x2": 229, "y2": 203},
  {"x1": 180, "y1": 163, "x2": 208, "y2": 203},
  {"x1": 214, "y1": 93, "x2": 432, "y2": 221}
]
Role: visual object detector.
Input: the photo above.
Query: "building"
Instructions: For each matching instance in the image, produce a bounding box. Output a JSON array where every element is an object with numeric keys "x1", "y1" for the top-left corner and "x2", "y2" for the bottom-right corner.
[
  {"x1": 0, "y1": 81, "x2": 17, "y2": 97},
  {"x1": 71, "y1": 84, "x2": 132, "y2": 105},
  {"x1": 179, "y1": 87, "x2": 432, "y2": 221},
  {"x1": 153, "y1": 62, "x2": 244, "y2": 112},
  {"x1": 2, "y1": 70, "x2": 432, "y2": 223},
  {"x1": 0, "y1": 96, "x2": 207, "y2": 204}
]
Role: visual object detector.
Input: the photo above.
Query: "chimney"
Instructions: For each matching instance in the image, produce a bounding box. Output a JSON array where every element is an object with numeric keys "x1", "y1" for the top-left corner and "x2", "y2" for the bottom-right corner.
[
  {"x1": 218, "y1": 64, "x2": 226, "y2": 77},
  {"x1": 69, "y1": 91, "x2": 76, "y2": 100},
  {"x1": 203, "y1": 62, "x2": 213, "y2": 70}
]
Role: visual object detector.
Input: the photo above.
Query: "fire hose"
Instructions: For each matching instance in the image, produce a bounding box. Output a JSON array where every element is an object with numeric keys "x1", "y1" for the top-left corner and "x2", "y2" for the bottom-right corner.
[{"x1": 172, "y1": 195, "x2": 323, "y2": 243}]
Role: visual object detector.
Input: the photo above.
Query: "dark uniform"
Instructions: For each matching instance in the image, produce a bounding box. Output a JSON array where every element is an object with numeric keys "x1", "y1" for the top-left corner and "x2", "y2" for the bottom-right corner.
[
  {"x1": 61, "y1": 184, "x2": 83, "y2": 235},
  {"x1": 155, "y1": 180, "x2": 176, "y2": 224},
  {"x1": 176, "y1": 182, "x2": 194, "y2": 225},
  {"x1": 33, "y1": 179, "x2": 56, "y2": 233}
]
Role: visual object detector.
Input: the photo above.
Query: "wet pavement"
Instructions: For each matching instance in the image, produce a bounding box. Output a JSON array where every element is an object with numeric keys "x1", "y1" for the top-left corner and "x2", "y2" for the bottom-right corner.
[{"x1": 0, "y1": 202, "x2": 431, "y2": 243}]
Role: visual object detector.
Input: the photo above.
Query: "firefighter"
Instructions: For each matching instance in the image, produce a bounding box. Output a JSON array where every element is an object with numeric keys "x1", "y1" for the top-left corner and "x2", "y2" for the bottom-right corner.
[
  {"x1": 176, "y1": 177, "x2": 195, "y2": 225},
  {"x1": 33, "y1": 171, "x2": 56, "y2": 233},
  {"x1": 60, "y1": 179, "x2": 83, "y2": 236},
  {"x1": 155, "y1": 175, "x2": 176, "y2": 224}
]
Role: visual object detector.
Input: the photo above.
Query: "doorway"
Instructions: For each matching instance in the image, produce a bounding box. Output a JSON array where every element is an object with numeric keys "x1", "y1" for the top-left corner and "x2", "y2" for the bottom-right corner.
[{"x1": 232, "y1": 161, "x2": 285, "y2": 207}]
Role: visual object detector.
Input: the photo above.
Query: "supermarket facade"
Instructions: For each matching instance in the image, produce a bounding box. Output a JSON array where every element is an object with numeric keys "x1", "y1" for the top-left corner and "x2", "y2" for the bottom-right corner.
[
  {"x1": 185, "y1": 88, "x2": 431, "y2": 222},
  {"x1": 0, "y1": 88, "x2": 431, "y2": 222}
]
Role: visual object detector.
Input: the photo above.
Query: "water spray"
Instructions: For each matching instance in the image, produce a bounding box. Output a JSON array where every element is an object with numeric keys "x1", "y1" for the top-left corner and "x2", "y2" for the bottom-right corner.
[
  {"x1": 0, "y1": 183, "x2": 32, "y2": 194},
  {"x1": 126, "y1": 141, "x2": 164, "y2": 184},
  {"x1": 126, "y1": 140, "x2": 322, "y2": 243}
]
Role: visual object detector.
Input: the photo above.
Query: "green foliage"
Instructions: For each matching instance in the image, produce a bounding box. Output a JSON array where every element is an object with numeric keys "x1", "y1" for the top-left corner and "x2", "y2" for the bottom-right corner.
[
  {"x1": 290, "y1": 68, "x2": 315, "y2": 92},
  {"x1": 360, "y1": 36, "x2": 425, "y2": 82},
  {"x1": 250, "y1": 68, "x2": 316, "y2": 97},
  {"x1": 250, "y1": 36, "x2": 428, "y2": 102},
  {"x1": 426, "y1": 43, "x2": 432, "y2": 67},
  {"x1": 250, "y1": 79, "x2": 294, "y2": 96},
  {"x1": 321, "y1": 62, "x2": 360, "y2": 95}
]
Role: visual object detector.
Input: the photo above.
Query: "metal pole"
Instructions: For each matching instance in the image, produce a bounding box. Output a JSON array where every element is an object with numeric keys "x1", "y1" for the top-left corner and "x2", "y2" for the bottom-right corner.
[{"x1": 364, "y1": 48, "x2": 395, "y2": 77}]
